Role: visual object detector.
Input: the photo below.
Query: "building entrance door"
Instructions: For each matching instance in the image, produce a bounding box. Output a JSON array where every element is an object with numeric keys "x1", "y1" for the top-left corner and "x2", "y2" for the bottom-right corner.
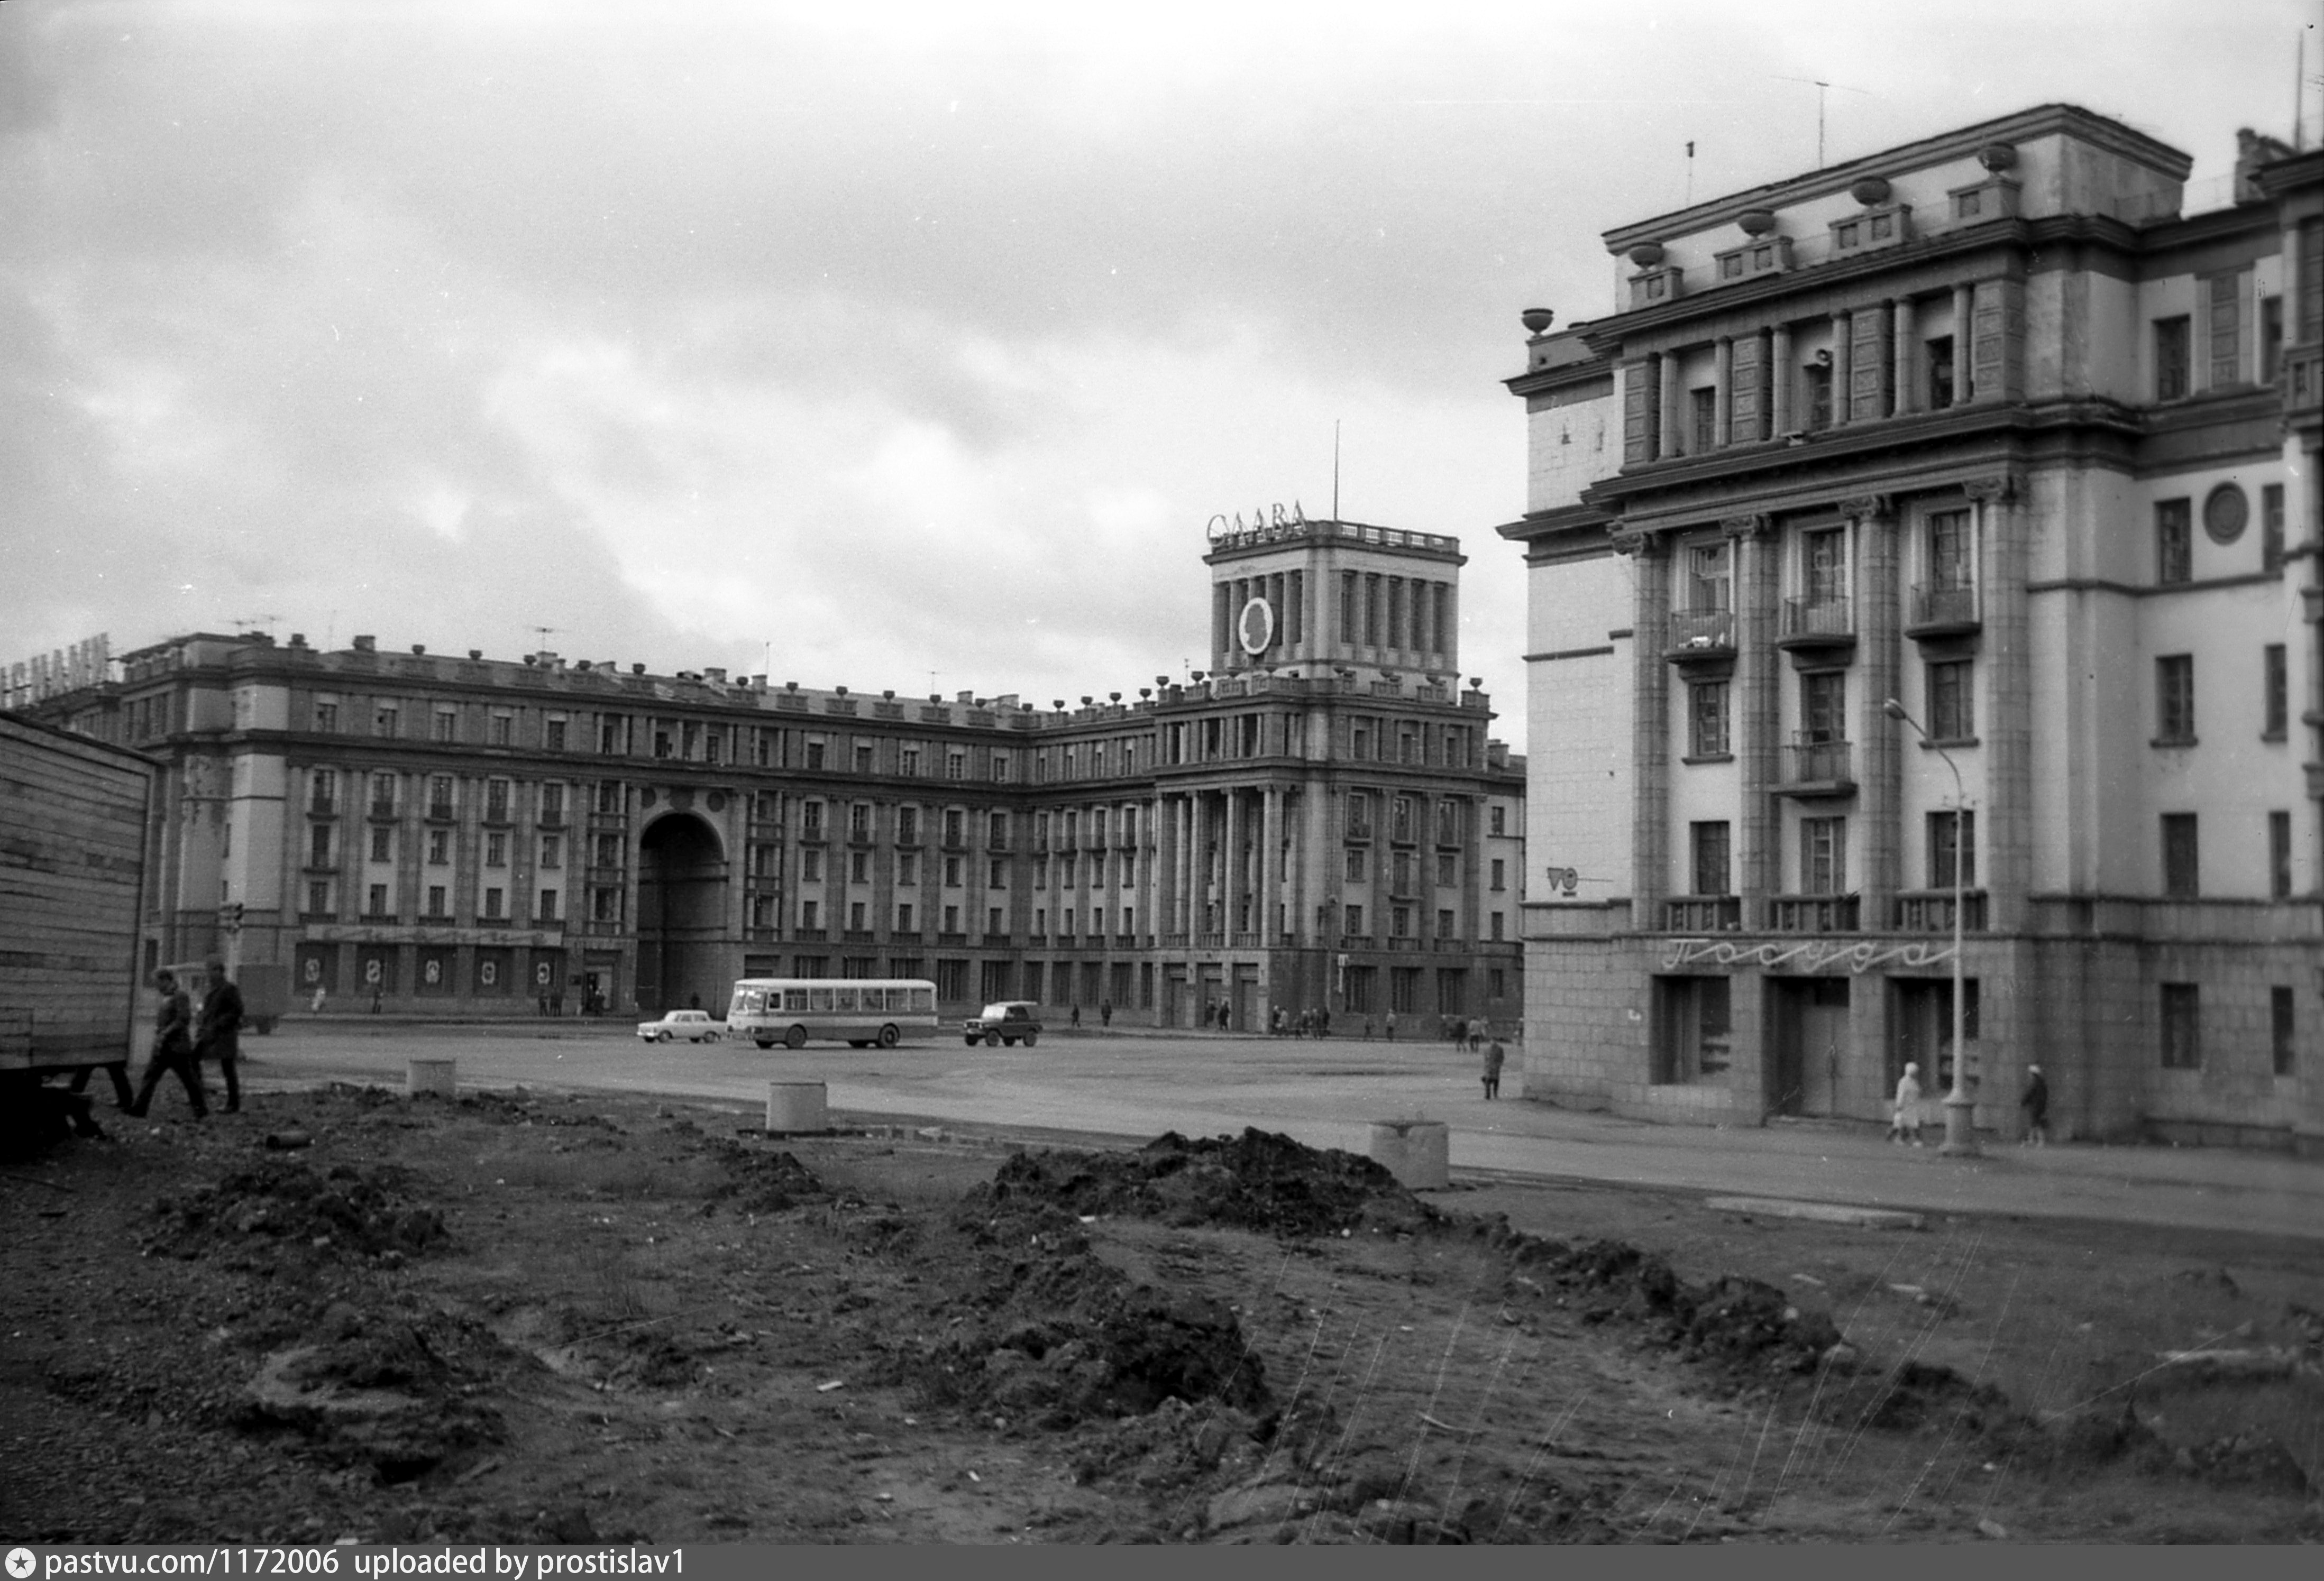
[
  {"x1": 1769, "y1": 977, "x2": 1850, "y2": 1116},
  {"x1": 1231, "y1": 966, "x2": 1257, "y2": 1032}
]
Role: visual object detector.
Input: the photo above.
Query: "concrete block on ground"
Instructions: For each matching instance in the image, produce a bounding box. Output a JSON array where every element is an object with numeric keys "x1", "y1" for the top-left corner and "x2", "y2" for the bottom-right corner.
[
  {"x1": 1370, "y1": 1119, "x2": 1450, "y2": 1191},
  {"x1": 766, "y1": 1080, "x2": 828, "y2": 1134},
  {"x1": 1705, "y1": 1195, "x2": 1925, "y2": 1230},
  {"x1": 405, "y1": 1058, "x2": 456, "y2": 1099}
]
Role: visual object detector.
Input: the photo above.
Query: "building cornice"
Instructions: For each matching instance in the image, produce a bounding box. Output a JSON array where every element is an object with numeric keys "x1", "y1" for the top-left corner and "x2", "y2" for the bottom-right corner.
[{"x1": 1600, "y1": 103, "x2": 2191, "y2": 255}]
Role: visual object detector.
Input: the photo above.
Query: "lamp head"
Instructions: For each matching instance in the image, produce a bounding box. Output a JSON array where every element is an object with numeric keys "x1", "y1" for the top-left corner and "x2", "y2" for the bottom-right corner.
[{"x1": 1882, "y1": 698, "x2": 1908, "y2": 722}]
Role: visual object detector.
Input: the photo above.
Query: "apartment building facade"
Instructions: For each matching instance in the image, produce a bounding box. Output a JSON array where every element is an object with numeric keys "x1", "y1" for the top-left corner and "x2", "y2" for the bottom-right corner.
[
  {"x1": 22, "y1": 518, "x2": 1524, "y2": 1030},
  {"x1": 1499, "y1": 105, "x2": 2322, "y2": 1147}
]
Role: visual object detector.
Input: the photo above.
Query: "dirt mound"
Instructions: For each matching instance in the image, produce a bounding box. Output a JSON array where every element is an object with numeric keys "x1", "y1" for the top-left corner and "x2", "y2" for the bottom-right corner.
[
  {"x1": 910, "y1": 1187, "x2": 1271, "y2": 1430},
  {"x1": 151, "y1": 1159, "x2": 449, "y2": 1263},
  {"x1": 981, "y1": 1128, "x2": 1440, "y2": 1238},
  {"x1": 235, "y1": 1307, "x2": 508, "y2": 1483},
  {"x1": 710, "y1": 1143, "x2": 834, "y2": 1214}
]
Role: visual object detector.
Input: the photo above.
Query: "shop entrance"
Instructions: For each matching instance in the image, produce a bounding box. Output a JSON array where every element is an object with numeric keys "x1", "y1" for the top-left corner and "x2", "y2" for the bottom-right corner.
[{"x1": 1768, "y1": 977, "x2": 1851, "y2": 1117}]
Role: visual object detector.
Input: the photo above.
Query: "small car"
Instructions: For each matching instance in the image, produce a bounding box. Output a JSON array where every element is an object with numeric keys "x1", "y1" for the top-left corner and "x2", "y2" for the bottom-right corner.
[
  {"x1": 637, "y1": 1009, "x2": 722, "y2": 1043},
  {"x1": 963, "y1": 1001, "x2": 1041, "y2": 1047}
]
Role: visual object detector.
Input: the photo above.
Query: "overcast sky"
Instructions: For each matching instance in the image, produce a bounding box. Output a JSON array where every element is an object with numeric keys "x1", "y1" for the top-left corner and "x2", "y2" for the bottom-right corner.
[{"x1": 4, "y1": 0, "x2": 2314, "y2": 751}]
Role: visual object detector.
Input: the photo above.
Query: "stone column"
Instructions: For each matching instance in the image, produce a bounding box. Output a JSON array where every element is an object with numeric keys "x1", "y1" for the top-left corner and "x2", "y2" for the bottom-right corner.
[
  {"x1": 1725, "y1": 513, "x2": 1779, "y2": 924},
  {"x1": 1771, "y1": 323, "x2": 1794, "y2": 435},
  {"x1": 1658, "y1": 351, "x2": 1683, "y2": 460},
  {"x1": 1714, "y1": 336, "x2": 1734, "y2": 448},
  {"x1": 1846, "y1": 494, "x2": 1902, "y2": 933},
  {"x1": 1618, "y1": 529, "x2": 1673, "y2": 931},
  {"x1": 1261, "y1": 785, "x2": 1280, "y2": 943},
  {"x1": 1224, "y1": 788, "x2": 1244, "y2": 937},
  {"x1": 1951, "y1": 284, "x2": 1976, "y2": 403},
  {"x1": 1892, "y1": 298, "x2": 1917, "y2": 417},
  {"x1": 1971, "y1": 474, "x2": 2030, "y2": 934},
  {"x1": 1832, "y1": 313, "x2": 1854, "y2": 427}
]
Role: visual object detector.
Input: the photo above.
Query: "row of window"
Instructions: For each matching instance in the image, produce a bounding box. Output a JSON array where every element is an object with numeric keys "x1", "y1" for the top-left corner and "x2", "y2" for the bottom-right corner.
[
  {"x1": 773, "y1": 846, "x2": 1146, "y2": 891},
  {"x1": 311, "y1": 821, "x2": 573, "y2": 873},
  {"x1": 1684, "y1": 813, "x2": 1971, "y2": 898},
  {"x1": 304, "y1": 877, "x2": 577, "y2": 926},
  {"x1": 1343, "y1": 848, "x2": 1507, "y2": 891},
  {"x1": 1334, "y1": 904, "x2": 1509, "y2": 943},
  {"x1": 1679, "y1": 509, "x2": 1974, "y2": 626},
  {"x1": 309, "y1": 769, "x2": 567, "y2": 824},
  {"x1": 2154, "y1": 485, "x2": 2290, "y2": 583},
  {"x1": 2154, "y1": 645, "x2": 2293, "y2": 746},
  {"x1": 1649, "y1": 977, "x2": 2299, "y2": 1082},
  {"x1": 1346, "y1": 791, "x2": 1494, "y2": 843}
]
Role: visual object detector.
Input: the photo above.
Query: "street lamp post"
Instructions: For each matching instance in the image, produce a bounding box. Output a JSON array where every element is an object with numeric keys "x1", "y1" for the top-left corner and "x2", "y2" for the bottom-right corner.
[{"x1": 1884, "y1": 697, "x2": 1979, "y2": 1157}]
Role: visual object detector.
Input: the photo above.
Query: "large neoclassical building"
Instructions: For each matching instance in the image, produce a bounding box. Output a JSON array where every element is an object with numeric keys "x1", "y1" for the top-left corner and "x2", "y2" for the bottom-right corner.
[
  {"x1": 1499, "y1": 105, "x2": 2320, "y2": 1147},
  {"x1": 20, "y1": 518, "x2": 1525, "y2": 1030}
]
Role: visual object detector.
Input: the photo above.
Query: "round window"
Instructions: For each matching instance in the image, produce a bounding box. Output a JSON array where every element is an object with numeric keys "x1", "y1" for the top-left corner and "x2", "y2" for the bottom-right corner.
[{"x1": 2203, "y1": 483, "x2": 2249, "y2": 545}]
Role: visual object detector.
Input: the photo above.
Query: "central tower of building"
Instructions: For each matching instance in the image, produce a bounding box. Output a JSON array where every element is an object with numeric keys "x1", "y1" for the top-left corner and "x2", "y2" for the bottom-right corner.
[{"x1": 1203, "y1": 514, "x2": 1466, "y2": 683}]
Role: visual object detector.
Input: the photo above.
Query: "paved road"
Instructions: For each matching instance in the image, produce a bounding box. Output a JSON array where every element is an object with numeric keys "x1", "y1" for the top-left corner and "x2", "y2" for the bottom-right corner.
[{"x1": 228, "y1": 1019, "x2": 2324, "y2": 1243}]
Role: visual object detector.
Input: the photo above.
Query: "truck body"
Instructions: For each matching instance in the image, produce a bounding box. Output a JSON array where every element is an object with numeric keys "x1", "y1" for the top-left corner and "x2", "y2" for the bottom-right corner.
[{"x1": 1, "y1": 711, "x2": 158, "y2": 1095}]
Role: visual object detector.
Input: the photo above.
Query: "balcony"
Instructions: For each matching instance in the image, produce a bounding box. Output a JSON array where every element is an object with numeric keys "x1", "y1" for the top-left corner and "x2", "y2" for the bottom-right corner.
[
  {"x1": 1777, "y1": 596, "x2": 1855, "y2": 652},
  {"x1": 1907, "y1": 581, "x2": 1980, "y2": 640},
  {"x1": 1664, "y1": 895, "x2": 1743, "y2": 932},
  {"x1": 936, "y1": 931, "x2": 968, "y2": 946},
  {"x1": 1779, "y1": 737, "x2": 1856, "y2": 797},
  {"x1": 1767, "y1": 895, "x2": 1860, "y2": 933},
  {"x1": 843, "y1": 929, "x2": 876, "y2": 944},
  {"x1": 1893, "y1": 890, "x2": 1988, "y2": 932},
  {"x1": 538, "y1": 809, "x2": 566, "y2": 830},
  {"x1": 308, "y1": 798, "x2": 337, "y2": 818},
  {"x1": 1664, "y1": 607, "x2": 1736, "y2": 665}
]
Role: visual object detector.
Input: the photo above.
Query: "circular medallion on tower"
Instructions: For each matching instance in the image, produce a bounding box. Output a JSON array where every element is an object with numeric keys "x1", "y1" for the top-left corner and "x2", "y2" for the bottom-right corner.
[{"x1": 1237, "y1": 596, "x2": 1275, "y2": 656}]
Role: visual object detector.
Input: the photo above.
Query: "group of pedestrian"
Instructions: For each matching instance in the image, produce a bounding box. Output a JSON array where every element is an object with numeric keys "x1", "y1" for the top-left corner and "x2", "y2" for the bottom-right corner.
[
  {"x1": 129, "y1": 958, "x2": 243, "y2": 1119},
  {"x1": 1268, "y1": 1006, "x2": 1333, "y2": 1037},
  {"x1": 1442, "y1": 1016, "x2": 1489, "y2": 1052},
  {"x1": 1889, "y1": 1058, "x2": 2051, "y2": 1145}
]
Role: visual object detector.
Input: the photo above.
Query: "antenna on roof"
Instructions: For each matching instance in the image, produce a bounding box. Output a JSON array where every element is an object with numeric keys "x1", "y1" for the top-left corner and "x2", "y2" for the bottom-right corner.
[
  {"x1": 232, "y1": 613, "x2": 280, "y2": 637},
  {"x1": 1772, "y1": 75, "x2": 1870, "y2": 169},
  {"x1": 1331, "y1": 419, "x2": 1341, "y2": 522},
  {"x1": 1685, "y1": 140, "x2": 1695, "y2": 206}
]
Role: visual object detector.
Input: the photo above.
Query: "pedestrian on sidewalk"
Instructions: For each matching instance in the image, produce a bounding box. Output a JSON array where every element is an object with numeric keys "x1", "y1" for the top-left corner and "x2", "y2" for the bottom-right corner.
[
  {"x1": 1070, "y1": 1003, "x2": 1082, "y2": 1028},
  {"x1": 2020, "y1": 1064, "x2": 2050, "y2": 1147},
  {"x1": 1481, "y1": 1038, "x2": 1504, "y2": 1100},
  {"x1": 128, "y1": 969, "x2": 206, "y2": 1119},
  {"x1": 1889, "y1": 1062, "x2": 1924, "y2": 1146},
  {"x1": 193, "y1": 957, "x2": 244, "y2": 1114},
  {"x1": 1385, "y1": 1010, "x2": 1397, "y2": 1042},
  {"x1": 1100, "y1": 999, "x2": 1112, "y2": 1029}
]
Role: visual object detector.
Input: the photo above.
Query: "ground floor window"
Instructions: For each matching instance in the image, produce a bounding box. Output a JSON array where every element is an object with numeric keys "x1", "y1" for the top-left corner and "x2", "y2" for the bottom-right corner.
[
  {"x1": 1390, "y1": 967, "x2": 1420, "y2": 1014},
  {"x1": 1140, "y1": 962, "x2": 1155, "y2": 1009},
  {"x1": 1892, "y1": 977, "x2": 1980, "y2": 1090},
  {"x1": 1436, "y1": 968, "x2": 1467, "y2": 1016},
  {"x1": 935, "y1": 959, "x2": 968, "y2": 1001},
  {"x1": 1343, "y1": 964, "x2": 1376, "y2": 1014},
  {"x1": 2160, "y1": 982, "x2": 2201, "y2": 1069},
  {"x1": 1652, "y1": 975, "x2": 1731, "y2": 1083},
  {"x1": 980, "y1": 960, "x2": 1012, "y2": 1001},
  {"x1": 1110, "y1": 961, "x2": 1132, "y2": 1008},
  {"x1": 2274, "y1": 986, "x2": 2296, "y2": 1076},
  {"x1": 1022, "y1": 961, "x2": 1046, "y2": 1003}
]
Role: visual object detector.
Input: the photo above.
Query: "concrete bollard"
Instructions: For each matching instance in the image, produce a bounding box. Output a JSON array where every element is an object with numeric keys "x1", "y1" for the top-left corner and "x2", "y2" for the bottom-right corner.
[
  {"x1": 1369, "y1": 1118, "x2": 1450, "y2": 1191},
  {"x1": 766, "y1": 1080, "x2": 828, "y2": 1135},
  {"x1": 406, "y1": 1058, "x2": 457, "y2": 1099}
]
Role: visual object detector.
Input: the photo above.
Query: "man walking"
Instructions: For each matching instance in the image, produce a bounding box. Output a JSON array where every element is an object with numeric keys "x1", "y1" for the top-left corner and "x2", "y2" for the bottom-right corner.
[
  {"x1": 1889, "y1": 1061, "x2": 1924, "y2": 1146},
  {"x1": 1481, "y1": 1037, "x2": 1504, "y2": 1101},
  {"x1": 128, "y1": 969, "x2": 206, "y2": 1118},
  {"x1": 2020, "y1": 1063, "x2": 2051, "y2": 1147},
  {"x1": 194, "y1": 957, "x2": 245, "y2": 1114}
]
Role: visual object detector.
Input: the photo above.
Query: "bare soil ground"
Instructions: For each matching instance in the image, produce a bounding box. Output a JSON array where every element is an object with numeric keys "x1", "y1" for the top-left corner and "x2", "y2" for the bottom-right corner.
[{"x1": 4, "y1": 1083, "x2": 2320, "y2": 1545}]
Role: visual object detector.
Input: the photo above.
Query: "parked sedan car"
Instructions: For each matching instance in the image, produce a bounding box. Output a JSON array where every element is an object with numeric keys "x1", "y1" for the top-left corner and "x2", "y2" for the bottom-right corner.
[
  {"x1": 962, "y1": 1000, "x2": 1041, "y2": 1047},
  {"x1": 637, "y1": 1009, "x2": 722, "y2": 1043}
]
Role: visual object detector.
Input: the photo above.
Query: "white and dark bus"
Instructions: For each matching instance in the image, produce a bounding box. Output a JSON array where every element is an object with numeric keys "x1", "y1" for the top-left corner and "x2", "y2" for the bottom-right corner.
[{"x1": 726, "y1": 978, "x2": 940, "y2": 1050}]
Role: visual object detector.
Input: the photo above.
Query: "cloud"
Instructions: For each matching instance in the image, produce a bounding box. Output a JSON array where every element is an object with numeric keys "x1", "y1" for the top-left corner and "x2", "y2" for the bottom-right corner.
[{"x1": 2, "y1": 0, "x2": 2314, "y2": 755}]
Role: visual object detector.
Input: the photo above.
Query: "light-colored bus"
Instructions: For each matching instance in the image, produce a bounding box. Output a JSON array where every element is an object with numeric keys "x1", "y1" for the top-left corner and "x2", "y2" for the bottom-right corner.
[{"x1": 726, "y1": 978, "x2": 940, "y2": 1050}]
